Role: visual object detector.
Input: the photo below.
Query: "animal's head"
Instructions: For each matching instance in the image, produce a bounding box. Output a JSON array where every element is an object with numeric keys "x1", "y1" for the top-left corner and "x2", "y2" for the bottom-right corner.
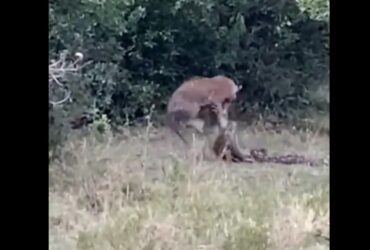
[
  {"x1": 208, "y1": 76, "x2": 241, "y2": 104},
  {"x1": 228, "y1": 77, "x2": 242, "y2": 100}
]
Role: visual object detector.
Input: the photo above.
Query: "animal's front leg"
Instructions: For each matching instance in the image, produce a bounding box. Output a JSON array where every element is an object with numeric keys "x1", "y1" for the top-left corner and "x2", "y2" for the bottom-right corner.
[{"x1": 209, "y1": 102, "x2": 229, "y2": 130}]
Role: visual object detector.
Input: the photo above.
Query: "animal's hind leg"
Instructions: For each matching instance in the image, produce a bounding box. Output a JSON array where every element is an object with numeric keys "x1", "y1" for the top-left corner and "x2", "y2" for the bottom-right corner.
[{"x1": 165, "y1": 111, "x2": 190, "y2": 145}]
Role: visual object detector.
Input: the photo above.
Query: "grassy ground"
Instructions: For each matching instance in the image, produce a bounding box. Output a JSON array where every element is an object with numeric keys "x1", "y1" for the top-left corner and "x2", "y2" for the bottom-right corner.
[{"x1": 49, "y1": 124, "x2": 329, "y2": 250}]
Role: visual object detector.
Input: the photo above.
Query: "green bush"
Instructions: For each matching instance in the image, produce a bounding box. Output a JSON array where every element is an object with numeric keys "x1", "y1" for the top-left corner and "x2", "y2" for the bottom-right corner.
[{"x1": 49, "y1": 0, "x2": 329, "y2": 147}]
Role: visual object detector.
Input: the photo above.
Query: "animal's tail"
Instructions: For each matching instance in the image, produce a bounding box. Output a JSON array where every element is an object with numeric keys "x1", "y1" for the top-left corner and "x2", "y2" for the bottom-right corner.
[{"x1": 165, "y1": 111, "x2": 189, "y2": 145}]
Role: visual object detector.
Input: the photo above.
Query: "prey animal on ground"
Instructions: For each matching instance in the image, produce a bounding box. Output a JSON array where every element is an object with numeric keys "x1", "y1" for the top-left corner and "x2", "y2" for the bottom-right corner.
[
  {"x1": 212, "y1": 121, "x2": 254, "y2": 162},
  {"x1": 212, "y1": 122, "x2": 319, "y2": 166}
]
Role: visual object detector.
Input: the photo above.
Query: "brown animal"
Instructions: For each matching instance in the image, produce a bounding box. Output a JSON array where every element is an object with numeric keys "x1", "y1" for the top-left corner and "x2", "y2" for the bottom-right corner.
[
  {"x1": 213, "y1": 121, "x2": 254, "y2": 162},
  {"x1": 166, "y1": 75, "x2": 240, "y2": 144}
]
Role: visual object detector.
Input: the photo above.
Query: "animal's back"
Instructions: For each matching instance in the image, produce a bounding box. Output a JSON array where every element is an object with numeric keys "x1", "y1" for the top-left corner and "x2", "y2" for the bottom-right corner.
[
  {"x1": 167, "y1": 76, "x2": 211, "y2": 114},
  {"x1": 167, "y1": 75, "x2": 236, "y2": 112}
]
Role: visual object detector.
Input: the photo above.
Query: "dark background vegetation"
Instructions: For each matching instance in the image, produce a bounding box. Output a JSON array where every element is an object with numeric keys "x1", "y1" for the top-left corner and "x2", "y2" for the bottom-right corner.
[{"x1": 49, "y1": 0, "x2": 329, "y2": 150}]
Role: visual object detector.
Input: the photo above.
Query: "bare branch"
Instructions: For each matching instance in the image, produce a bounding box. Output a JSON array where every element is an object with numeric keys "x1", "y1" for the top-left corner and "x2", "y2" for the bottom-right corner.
[
  {"x1": 49, "y1": 51, "x2": 85, "y2": 106},
  {"x1": 49, "y1": 72, "x2": 64, "y2": 87}
]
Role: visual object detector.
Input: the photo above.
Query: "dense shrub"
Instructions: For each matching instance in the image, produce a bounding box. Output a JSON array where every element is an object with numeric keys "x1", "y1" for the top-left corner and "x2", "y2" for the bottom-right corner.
[{"x1": 49, "y1": 0, "x2": 329, "y2": 147}]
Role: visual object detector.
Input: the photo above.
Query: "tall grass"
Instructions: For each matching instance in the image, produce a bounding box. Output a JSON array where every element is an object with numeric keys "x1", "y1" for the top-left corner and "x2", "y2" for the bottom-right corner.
[{"x1": 49, "y1": 125, "x2": 329, "y2": 250}]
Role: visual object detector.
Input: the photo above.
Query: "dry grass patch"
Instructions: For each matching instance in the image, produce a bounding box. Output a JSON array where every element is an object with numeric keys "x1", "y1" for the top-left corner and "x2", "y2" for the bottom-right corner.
[{"x1": 49, "y1": 126, "x2": 329, "y2": 250}]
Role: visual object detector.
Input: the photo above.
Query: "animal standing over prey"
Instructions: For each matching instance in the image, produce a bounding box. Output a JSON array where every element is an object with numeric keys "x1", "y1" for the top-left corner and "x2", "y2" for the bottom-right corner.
[{"x1": 165, "y1": 75, "x2": 240, "y2": 144}]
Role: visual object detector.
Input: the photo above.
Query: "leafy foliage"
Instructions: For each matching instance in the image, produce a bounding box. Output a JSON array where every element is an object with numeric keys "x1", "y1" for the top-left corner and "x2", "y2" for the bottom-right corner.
[{"x1": 49, "y1": 0, "x2": 329, "y2": 147}]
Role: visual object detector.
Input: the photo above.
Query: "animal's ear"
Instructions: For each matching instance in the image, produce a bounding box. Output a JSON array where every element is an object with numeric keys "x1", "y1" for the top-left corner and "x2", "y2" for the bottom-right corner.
[{"x1": 230, "y1": 77, "x2": 242, "y2": 92}]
